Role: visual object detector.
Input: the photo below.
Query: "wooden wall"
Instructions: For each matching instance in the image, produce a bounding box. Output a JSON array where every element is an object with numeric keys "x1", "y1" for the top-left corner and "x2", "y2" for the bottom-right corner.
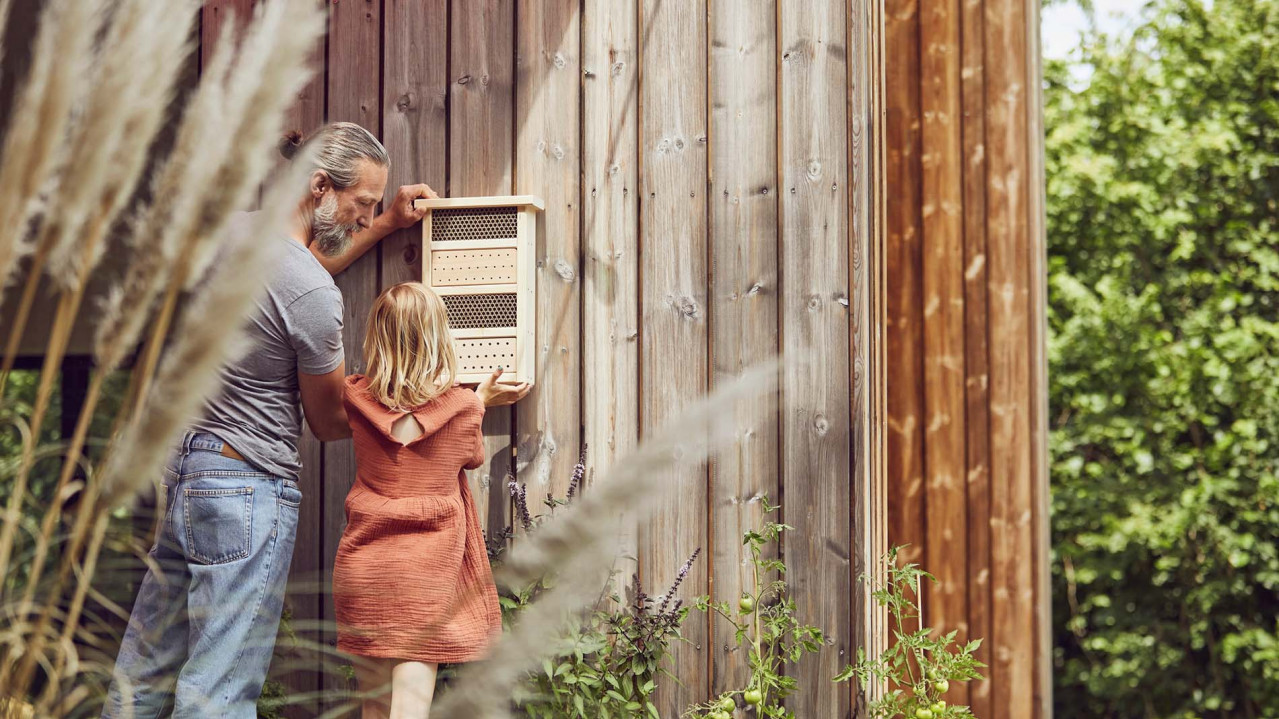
[
  {"x1": 884, "y1": 0, "x2": 1051, "y2": 717},
  {"x1": 199, "y1": 0, "x2": 887, "y2": 716}
]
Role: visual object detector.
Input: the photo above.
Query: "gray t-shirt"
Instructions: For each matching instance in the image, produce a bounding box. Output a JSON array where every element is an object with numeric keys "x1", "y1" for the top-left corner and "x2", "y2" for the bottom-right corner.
[{"x1": 191, "y1": 216, "x2": 344, "y2": 481}]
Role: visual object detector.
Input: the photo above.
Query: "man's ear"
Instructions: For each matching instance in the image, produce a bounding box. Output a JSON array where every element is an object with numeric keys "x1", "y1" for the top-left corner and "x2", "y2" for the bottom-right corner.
[{"x1": 309, "y1": 170, "x2": 332, "y2": 199}]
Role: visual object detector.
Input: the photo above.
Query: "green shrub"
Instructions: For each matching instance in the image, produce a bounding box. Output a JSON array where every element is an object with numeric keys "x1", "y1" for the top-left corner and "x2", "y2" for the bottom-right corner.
[{"x1": 1047, "y1": 0, "x2": 1279, "y2": 715}]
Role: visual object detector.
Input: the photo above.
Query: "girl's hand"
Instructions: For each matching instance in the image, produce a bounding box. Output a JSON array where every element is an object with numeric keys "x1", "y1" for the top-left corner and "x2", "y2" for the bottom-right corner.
[{"x1": 475, "y1": 368, "x2": 531, "y2": 407}]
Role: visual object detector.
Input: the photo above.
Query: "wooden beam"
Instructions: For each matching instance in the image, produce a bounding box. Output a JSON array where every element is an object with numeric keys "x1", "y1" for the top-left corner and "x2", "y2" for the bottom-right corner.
[
  {"x1": 451, "y1": 0, "x2": 516, "y2": 535},
  {"x1": 382, "y1": 0, "x2": 447, "y2": 289},
  {"x1": 960, "y1": 0, "x2": 994, "y2": 714},
  {"x1": 639, "y1": 0, "x2": 710, "y2": 711},
  {"x1": 514, "y1": 0, "x2": 581, "y2": 511},
  {"x1": 984, "y1": 0, "x2": 1035, "y2": 714},
  {"x1": 779, "y1": 0, "x2": 852, "y2": 714},
  {"x1": 708, "y1": 0, "x2": 780, "y2": 698},
  {"x1": 1025, "y1": 0, "x2": 1052, "y2": 714},
  {"x1": 885, "y1": 0, "x2": 926, "y2": 640},
  {"x1": 581, "y1": 0, "x2": 640, "y2": 602},
  {"x1": 920, "y1": 0, "x2": 970, "y2": 707},
  {"x1": 320, "y1": 0, "x2": 381, "y2": 701},
  {"x1": 850, "y1": 0, "x2": 891, "y2": 709}
]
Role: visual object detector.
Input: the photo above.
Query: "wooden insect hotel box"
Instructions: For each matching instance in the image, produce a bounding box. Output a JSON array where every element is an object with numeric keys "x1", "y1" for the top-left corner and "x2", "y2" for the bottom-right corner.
[{"x1": 413, "y1": 195, "x2": 543, "y2": 386}]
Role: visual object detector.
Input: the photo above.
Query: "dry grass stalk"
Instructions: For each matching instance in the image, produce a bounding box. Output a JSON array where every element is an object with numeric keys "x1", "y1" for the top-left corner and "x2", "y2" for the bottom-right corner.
[
  {"x1": 44, "y1": 0, "x2": 199, "y2": 289},
  {"x1": 434, "y1": 362, "x2": 780, "y2": 718},
  {"x1": 0, "y1": 5, "x2": 195, "y2": 682},
  {"x1": 99, "y1": 141, "x2": 319, "y2": 508},
  {"x1": 13, "y1": 15, "x2": 247, "y2": 689},
  {"x1": 128, "y1": 0, "x2": 326, "y2": 411},
  {"x1": 93, "y1": 15, "x2": 239, "y2": 376},
  {"x1": 0, "y1": 0, "x2": 322, "y2": 707},
  {"x1": 5, "y1": 0, "x2": 199, "y2": 656},
  {"x1": 0, "y1": 0, "x2": 105, "y2": 299}
]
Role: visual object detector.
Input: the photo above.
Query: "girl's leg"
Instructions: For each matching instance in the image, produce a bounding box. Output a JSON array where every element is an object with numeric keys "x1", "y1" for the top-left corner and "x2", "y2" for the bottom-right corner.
[
  {"x1": 389, "y1": 661, "x2": 439, "y2": 719},
  {"x1": 354, "y1": 657, "x2": 395, "y2": 719}
]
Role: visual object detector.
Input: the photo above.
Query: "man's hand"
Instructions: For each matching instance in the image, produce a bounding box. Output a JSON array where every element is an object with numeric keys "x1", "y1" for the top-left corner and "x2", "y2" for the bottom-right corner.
[
  {"x1": 386, "y1": 183, "x2": 439, "y2": 230},
  {"x1": 473, "y1": 367, "x2": 531, "y2": 407}
]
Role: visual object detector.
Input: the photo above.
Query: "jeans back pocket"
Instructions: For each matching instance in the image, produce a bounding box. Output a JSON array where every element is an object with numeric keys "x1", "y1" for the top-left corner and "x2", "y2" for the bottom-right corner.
[{"x1": 183, "y1": 487, "x2": 254, "y2": 565}]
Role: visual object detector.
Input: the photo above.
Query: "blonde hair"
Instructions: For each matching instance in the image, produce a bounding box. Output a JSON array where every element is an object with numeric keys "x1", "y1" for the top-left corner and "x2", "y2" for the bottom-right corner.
[{"x1": 363, "y1": 282, "x2": 459, "y2": 410}]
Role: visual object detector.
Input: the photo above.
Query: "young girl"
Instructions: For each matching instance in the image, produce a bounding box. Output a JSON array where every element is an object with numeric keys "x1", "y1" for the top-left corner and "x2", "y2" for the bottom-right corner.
[{"x1": 332, "y1": 282, "x2": 502, "y2": 718}]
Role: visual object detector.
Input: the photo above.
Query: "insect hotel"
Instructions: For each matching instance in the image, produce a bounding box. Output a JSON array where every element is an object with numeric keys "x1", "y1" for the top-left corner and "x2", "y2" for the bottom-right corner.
[{"x1": 413, "y1": 196, "x2": 542, "y2": 386}]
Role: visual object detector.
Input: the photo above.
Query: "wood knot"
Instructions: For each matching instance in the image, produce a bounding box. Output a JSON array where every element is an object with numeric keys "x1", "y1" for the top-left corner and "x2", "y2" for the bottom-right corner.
[
  {"x1": 553, "y1": 259, "x2": 576, "y2": 282},
  {"x1": 671, "y1": 295, "x2": 701, "y2": 320},
  {"x1": 553, "y1": 52, "x2": 567, "y2": 69},
  {"x1": 813, "y1": 413, "x2": 830, "y2": 436},
  {"x1": 396, "y1": 92, "x2": 416, "y2": 112},
  {"x1": 458, "y1": 74, "x2": 472, "y2": 85}
]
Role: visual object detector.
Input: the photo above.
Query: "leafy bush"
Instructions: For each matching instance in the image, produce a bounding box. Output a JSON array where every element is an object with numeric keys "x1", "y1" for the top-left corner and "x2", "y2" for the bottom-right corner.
[
  {"x1": 1046, "y1": 0, "x2": 1279, "y2": 715},
  {"x1": 835, "y1": 548, "x2": 984, "y2": 719}
]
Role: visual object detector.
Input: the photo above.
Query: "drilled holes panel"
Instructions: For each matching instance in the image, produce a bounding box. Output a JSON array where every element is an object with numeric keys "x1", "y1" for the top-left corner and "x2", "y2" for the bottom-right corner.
[
  {"x1": 431, "y1": 207, "x2": 518, "y2": 242},
  {"x1": 442, "y1": 292, "x2": 518, "y2": 329},
  {"x1": 456, "y1": 338, "x2": 516, "y2": 375},
  {"x1": 431, "y1": 249, "x2": 518, "y2": 286}
]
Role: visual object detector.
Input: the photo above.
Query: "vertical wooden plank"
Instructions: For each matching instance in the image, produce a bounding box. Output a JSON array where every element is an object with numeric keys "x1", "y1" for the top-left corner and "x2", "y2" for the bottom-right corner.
[
  {"x1": 514, "y1": 0, "x2": 581, "y2": 502},
  {"x1": 707, "y1": 0, "x2": 779, "y2": 698},
  {"x1": 919, "y1": 0, "x2": 969, "y2": 707},
  {"x1": 281, "y1": 35, "x2": 327, "y2": 718},
  {"x1": 885, "y1": 0, "x2": 925, "y2": 640},
  {"x1": 849, "y1": 0, "x2": 889, "y2": 709},
  {"x1": 451, "y1": 0, "x2": 515, "y2": 534},
  {"x1": 321, "y1": 0, "x2": 381, "y2": 700},
  {"x1": 959, "y1": 0, "x2": 993, "y2": 713},
  {"x1": 779, "y1": 0, "x2": 852, "y2": 714},
  {"x1": 639, "y1": 0, "x2": 709, "y2": 711},
  {"x1": 581, "y1": 0, "x2": 640, "y2": 599},
  {"x1": 201, "y1": 0, "x2": 255, "y2": 71},
  {"x1": 1024, "y1": 0, "x2": 1052, "y2": 714},
  {"x1": 382, "y1": 0, "x2": 447, "y2": 289},
  {"x1": 984, "y1": 0, "x2": 1034, "y2": 714},
  {"x1": 282, "y1": 1, "x2": 327, "y2": 143}
]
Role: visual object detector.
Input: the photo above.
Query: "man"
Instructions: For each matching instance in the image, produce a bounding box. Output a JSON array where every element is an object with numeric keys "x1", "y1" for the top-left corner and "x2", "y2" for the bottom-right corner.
[{"x1": 102, "y1": 122, "x2": 529, "y2": 717}]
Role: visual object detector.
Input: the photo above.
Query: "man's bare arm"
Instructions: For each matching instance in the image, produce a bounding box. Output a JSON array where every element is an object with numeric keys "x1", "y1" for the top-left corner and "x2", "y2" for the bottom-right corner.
[{"x1": 299, "y1": 363, "x2": 351, "y2": 441}]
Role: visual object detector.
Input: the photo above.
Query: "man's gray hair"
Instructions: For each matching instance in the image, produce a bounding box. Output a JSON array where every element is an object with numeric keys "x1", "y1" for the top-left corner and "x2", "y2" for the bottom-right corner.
[{"x1": 284, "y1": 122, "x2": 389, "y2": 189}]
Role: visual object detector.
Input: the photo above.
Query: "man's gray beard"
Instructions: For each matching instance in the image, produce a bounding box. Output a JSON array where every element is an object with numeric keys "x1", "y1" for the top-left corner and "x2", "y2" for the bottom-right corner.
[{"x1": 312, "y1": 194, "x2": 358, "y2": 257}]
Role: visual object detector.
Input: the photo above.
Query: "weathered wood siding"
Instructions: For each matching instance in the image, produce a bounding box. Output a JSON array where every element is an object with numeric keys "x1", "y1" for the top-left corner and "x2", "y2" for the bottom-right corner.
[
  {"x1": 196, "y1": 1, "x2": 887, "y2": 715},
  {"x1": 884, "y1": 0, "x2": 1052, "y2": 716}
]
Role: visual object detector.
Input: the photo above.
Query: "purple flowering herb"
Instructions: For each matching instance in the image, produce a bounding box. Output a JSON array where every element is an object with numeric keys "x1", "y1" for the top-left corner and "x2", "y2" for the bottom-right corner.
[
  {"x1": 567, "y1": 443, "x2": 588, "y2": 502},
  {"x1": 658, "y1": 547, "x2": 700, "y2": 615}
]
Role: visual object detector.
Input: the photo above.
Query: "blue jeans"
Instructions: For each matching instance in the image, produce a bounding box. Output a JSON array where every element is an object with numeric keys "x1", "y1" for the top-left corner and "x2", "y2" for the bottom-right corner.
[{"x1": 101, "y1": 432, "x2": 301, "y2": 719}]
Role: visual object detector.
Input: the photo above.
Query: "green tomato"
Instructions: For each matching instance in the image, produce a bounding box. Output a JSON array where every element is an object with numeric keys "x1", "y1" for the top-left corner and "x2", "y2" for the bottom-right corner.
[
  {"x1": 708, "y1": 712, "x2": 731, "y2": 719},
  {"x1": 716, "y1": 697, "x2": 736, "y2": 712},
  {"x1": 743, "y1": 688, "x2": 763, "y2": 705},
  {"x1": 931, "y1": 701, "x2": 946, "y2": 713},
  {"x1": 738, "y1": 595, "x2": 756, "y2": 613},
  {"x1": 915, "y1": 709, "x2": 934, "y2": 719},
  {"x1": 933, "y1": 680, "x2": 950, "y2": 694}
]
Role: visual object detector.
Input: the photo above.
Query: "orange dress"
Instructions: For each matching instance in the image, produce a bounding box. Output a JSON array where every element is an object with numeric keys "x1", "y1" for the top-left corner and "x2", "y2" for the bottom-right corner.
[{"x1": 332, "y1": 375, "x2": 502, "y2": 663}]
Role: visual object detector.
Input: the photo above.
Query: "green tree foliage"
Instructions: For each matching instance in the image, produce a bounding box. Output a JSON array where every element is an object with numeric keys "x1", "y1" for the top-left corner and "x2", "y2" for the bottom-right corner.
[{"x1": 1046, "y1": 0, "x2": 1279, "y2": 716}]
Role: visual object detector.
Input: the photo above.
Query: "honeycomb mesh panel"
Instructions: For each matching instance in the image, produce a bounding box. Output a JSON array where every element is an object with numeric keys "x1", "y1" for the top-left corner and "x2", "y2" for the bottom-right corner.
[
  {"x1": 431, "y1": 249, "x2": 518, "y2": 286},
  {"x1": 431, "y1": 207, "x2": 518, "y2": 242},
  {"x1": 456, "y1": 338, "x2": 516, "y2": 375},
  {"x1": 442, "y1": 293, "x2": 518, "y2": 329}
]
